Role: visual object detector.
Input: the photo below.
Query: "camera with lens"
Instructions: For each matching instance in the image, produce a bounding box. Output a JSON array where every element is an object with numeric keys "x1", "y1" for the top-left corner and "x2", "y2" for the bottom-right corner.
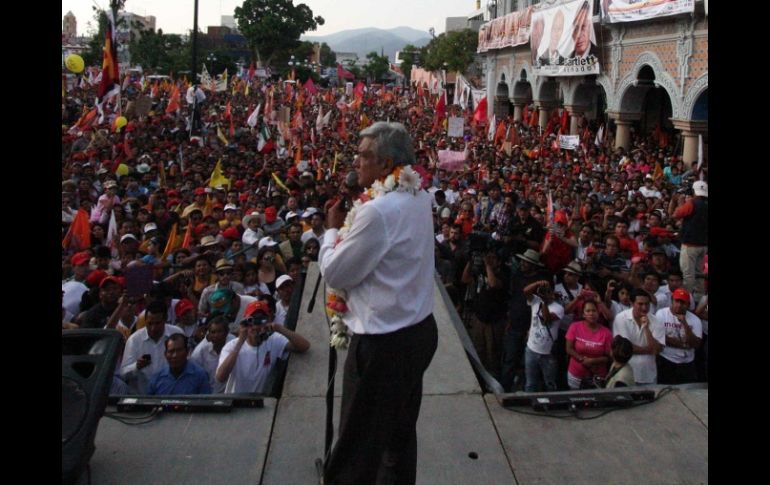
[
  {"x1": 468, "y1": 231, "x2": 492, "y2": 276},
  {"x1": 536, "y1": 284, "x2": 551, "y2": 298}
]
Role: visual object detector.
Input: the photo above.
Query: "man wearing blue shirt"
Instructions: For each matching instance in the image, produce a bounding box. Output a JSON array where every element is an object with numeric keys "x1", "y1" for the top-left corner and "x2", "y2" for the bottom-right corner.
[{"x1": 148, "y1": 334, "x2": 211, "y2": 395}]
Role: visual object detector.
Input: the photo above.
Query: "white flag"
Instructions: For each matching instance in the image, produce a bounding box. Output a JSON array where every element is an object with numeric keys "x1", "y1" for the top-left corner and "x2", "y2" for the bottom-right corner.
[
  {"x1": 696, "y1": 134, "x2": 703, "y2": 171},
  {"x1": 595, "y1": 124, "x2": 604, "y2": 146},
  {"x1": 105, "y1": 209, "x2": 118, "y2": 250},
  {"x1": 247, "y1": 103, "x2": 261, "y2": 128},
  {"x1": 488, "y1": 115, "x2": 496, "y2": 142},
  {"x1": 316, "y1": 105, "x2": 324, "y2": 132}
]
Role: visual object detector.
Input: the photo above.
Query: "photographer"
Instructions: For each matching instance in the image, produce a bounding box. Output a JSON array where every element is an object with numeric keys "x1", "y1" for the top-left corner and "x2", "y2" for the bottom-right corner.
[
  {"x1": 215, "y1": 300, "x2": 309, "y2": 394},
  {"x1": 461, "y1": 246, "x2": 510, "y2": 379},
  {"x1": 522, "y1": 280, "x2": 565, "y2": 393}
]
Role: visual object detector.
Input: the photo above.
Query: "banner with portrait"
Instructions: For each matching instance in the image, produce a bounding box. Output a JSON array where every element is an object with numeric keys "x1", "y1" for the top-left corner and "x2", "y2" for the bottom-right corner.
[
  {"x1": 601, "y1": 0, "x2": 694, "y2": 23},
  {"x1": 531, "y1": 0, "x2": 600, "y2": 77},
  {"x1": 477, "y1": 6, "x2": 533, "y2": 52}
]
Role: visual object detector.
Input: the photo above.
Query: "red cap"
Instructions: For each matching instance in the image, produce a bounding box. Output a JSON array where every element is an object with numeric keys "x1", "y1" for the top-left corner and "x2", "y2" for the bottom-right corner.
[
  {"x1": 85, "y1": 269, "x2": 108, "y2": 287},
  {"x1": 244, "y1": 300, "x2": 270, "y2": 318},
  {"x1": 264, "y1": 207, "x2": 277, "y2": 223},
  {"x1": 167, "y1": 189, "x2": 179, "y2": 198},
  {"x1": 288, "y1": 167, "x2": 299, "y2": 178},
  {"x1": 212, "y1": 203, "x2": 224, "y2": 210},
  {"x1": 194, "y1": 187, "x2": 206, "y2": 196},
  {"x1": 194, "y1": 223, "x2": 208, "y2": 236},
  {"x1": 70, "y1": 251, "x2": 91, "y2": 267},
  {"x1": 222, "y1": 227, "x2": 240, "y2": 240},
  {"x1": 99, "y1": 276, "x2": 124, "y2": 289},
  {"x1": 672, "y1": 288, "x2": 690, "y2": 305},
  {"x1": 175, "y1": 299, "x2": 195, "y2": 318},
  {"x1": 554, "y1": 211, "x2": 568, "y2": 225},
  {"x1": 650, "y1": 227, "x2": 674, "y2": 238}
]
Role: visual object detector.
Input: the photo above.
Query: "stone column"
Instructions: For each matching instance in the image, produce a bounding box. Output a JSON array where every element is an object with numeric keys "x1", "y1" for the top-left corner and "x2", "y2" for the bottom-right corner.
[
  {"x1": 512, "y1": 97, "x2": 529, "y2": 123},
  {"x1": 564, "y1": 105, "x2": 585, "y2": 135},
  {"x1": 607, "y1": 111, "x2": 642, "y2": 152},
  {"x1": 671, "y1": 119, "x2": 708, "y2": 168},
  {"x1": 538, "y1": 106, "x2": 549, "y2": 131}
]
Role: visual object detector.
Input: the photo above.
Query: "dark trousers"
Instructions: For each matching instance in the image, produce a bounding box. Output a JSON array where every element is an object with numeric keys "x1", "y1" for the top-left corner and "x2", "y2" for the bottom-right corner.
[
  {"x1": 657, "y1": 355, "x2": 698, "y2": 385},
  {"x1": 324, "y1": 314, "x2": 438, "y2": 485}
]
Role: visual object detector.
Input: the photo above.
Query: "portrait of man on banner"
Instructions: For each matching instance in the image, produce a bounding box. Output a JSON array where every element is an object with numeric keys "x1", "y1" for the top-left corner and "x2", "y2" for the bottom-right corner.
[
  {"x1": 568, "y1": 1, "x2": 600, "y2": 59},
  {"x1": 533, "y1": 0, "x2": 601, "y2": 77}
]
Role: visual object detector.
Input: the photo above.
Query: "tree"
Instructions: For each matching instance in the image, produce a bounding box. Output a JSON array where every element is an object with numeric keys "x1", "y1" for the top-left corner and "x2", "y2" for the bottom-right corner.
[
  {"x1": 234, "y1": 0, "x2": 324, "y2": 66},
  {"x1": 344, "y1": 60, "x2": 363, "y2": 80},
  {"x1": 364, "y1": 52, "x2": 390, "y2": 82},
  {"x1": 320, "y1": 42, "x2": 336, "y2": 67},
  {"x1": 399, "y1": 43, "x2": 420, "y2": 83},
  {"x1": 421, "y1": 29, "x2": 478, "y2": 73}
]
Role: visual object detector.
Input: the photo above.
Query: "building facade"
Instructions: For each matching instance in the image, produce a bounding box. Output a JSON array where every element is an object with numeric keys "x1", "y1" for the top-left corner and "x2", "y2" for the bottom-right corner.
[
  {"x1": 63, "y1": 11, "x2": 77, "y2": 43},
  {"x1": 480, "y1": 0, "x2": 707, "y2": 165}
]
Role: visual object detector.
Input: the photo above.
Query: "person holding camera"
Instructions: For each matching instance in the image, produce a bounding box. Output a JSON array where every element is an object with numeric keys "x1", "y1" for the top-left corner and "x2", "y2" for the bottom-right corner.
[
  {"x1": 215, "y1": 300, "x2": 309, "y2": 394},
  {"x1": 522, "y1": 280, "x2": 565, "y2": 393},
  {"x1": 461, "y1": 248, "x2": 510, "y2": 379},
  {"x1": 120, "y1": 300, "x2": 184, "y2": 394}
]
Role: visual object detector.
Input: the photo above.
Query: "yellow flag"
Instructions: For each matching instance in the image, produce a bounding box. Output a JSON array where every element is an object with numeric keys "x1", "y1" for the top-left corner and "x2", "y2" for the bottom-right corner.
[
  {"x1": 271, "y1": 172, "x2": 291, "y2": 193},
  {"x1": 161, "y1": 223, "x2": 178, "y2": 260},
  {"x1": 209, "y1": 159, "x2": 231, "y2": 189},
  {"x1": 245, "y1": 82, "x2": 250, "y2": 97},
  {"x1": 332, "y1": 152, "x2": 339, "y2": 174},
  {"x1": 217, "y1": 125, "x2": 229, "y2": 145},
  {"x1": 203, "y1": 194, "x2": 213, "y2": 217}
]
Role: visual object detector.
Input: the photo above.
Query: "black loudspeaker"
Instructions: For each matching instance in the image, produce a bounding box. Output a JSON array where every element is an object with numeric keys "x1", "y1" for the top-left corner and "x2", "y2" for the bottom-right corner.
[{"x1": 62, "y1": 329, "x2": 123, "y2": 484}]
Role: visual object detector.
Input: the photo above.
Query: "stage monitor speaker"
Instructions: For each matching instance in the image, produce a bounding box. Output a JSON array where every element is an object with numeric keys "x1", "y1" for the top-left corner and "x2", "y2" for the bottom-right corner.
[{"x1": 62, "y1": 329, "x2": 123, "y2": 484}]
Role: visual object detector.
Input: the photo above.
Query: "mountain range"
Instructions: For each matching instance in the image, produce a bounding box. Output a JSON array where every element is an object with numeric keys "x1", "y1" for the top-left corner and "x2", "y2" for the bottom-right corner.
[{"x1": 302, "y1": 26, "x2": 432, "y2": 62}]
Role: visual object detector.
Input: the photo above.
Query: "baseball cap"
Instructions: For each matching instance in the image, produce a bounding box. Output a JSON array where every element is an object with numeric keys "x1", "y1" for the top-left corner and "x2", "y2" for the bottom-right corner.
[
  {"x1": 99, "y1": 276, "x2": 124, "y2": 289},
  {"x1": 70, "y1": 251, "x2": 91, "y2": 267},
  {"x1": 692, "y1": 181, "x2": 708, "y2": 197},
  {"x1": 243, "y1": 300, "x2": 270, "y2": 318},
  {"x1": 120, "y1": 234, "x2": 139, "y2": 244},
  {"x1": 174, "y1": 299, "x2": 195, "y2": 318},
  {"x1": 672, "y1": 288, "x2": 690, "y2": 305},
  {"x1": 143, "y1": 223, "x2": 158, "y2": 234},
  {"x1": 276, "y1": 275, "x2": 293, "y2": 288},
  {"x1": 258, "y1": 236, "x2": 278, "y2": 249}
]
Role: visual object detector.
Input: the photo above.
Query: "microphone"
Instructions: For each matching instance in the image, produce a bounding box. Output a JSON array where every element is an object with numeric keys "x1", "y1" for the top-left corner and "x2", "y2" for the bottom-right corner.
[{"x1": 342, "y1": 171, "x2": 360, "y2": 211}]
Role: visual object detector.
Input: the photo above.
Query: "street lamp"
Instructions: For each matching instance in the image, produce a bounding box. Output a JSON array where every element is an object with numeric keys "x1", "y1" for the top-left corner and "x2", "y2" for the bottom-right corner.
[
  {"x1": 207, "y1": 53, "x2": 217, "y2": 74},
  {"x1": 288, "y1": 55, "x2": 296, "y2": 80}
]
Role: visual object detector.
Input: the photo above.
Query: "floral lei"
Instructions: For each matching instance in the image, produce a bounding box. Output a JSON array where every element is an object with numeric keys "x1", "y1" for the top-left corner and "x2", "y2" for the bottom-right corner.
[{"x1": 325, "y1": 165, "x2": 423, "y2": 349}]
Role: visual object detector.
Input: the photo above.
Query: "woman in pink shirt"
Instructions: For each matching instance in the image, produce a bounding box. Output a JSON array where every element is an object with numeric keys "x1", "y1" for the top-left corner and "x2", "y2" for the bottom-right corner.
[{"x1": 565, "y1": 299, "x2": 613, "y2": 390}]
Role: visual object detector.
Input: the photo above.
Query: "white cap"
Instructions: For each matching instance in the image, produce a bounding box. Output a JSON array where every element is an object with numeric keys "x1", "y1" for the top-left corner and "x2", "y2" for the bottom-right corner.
[
  {"x1": 276, "y1": 275, "x2": 294, "y2": 288},
  {"x1": 143, "y1": 223, "x2": 158, "y2": 233},
  {"x1": 224, "y1": 203, "x2": 238, "y2": 211},
  {"x1": 440, "y1": 207, "x2": 452, "y2": 219},
  {"x1": 258, "y1": 236, "x2": 278, "y2": 249},
  {"x1": 120, "y1": 234, "x2": 138, "y2": 243},
  {"x1": 692, "y1": 181, "x2": 708, "y2": 197},
  {"x1": 302, "y1": 207, "x2": 319, "y2": 218},
  {"x1": 286, "y1": 211, "x2": 299, "y2": 220}
]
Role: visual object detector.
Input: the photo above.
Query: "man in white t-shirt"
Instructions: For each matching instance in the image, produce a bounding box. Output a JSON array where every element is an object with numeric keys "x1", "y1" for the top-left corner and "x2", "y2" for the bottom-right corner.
[
  {"x1": 639, "y1": 175, "x2": 662, "y2": 199},
  {"x1": 655, "y1": 288, "x2": 702, "y2": 384},
  {"x1": 215, "y1": 300, "x2": 309, "y2": 395},
  {"x1": 523, "y1": 280, "x2": 565, "y2": 392},
  {"x1": 612, "y1": 288, "x2": 665, "y2": 384},
  {"x1": 273, "y1": 275, "x2": 294, "y2": 326}
]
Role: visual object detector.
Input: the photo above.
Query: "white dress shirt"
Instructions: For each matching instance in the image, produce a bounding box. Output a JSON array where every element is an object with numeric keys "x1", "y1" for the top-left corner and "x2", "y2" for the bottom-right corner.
[
  {"x1": 612, "y1": 310, "x2": 665, "y2": 384},
  {"x1": 120, "y1": 324, "x2": 184, "y2": 394},
  {"x1": 319, "y1": 189, "x2": 435, "y2": 335}
]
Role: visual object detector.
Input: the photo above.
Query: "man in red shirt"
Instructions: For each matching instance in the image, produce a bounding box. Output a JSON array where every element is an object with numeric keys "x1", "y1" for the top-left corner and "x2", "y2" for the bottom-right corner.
[{"x1": 614, "y1": 219, "x2": 639, "y2": 258}]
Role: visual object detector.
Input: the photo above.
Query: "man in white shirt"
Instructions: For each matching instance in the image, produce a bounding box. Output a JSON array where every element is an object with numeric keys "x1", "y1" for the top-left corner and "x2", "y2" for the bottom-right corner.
[
  {"x1": 319, "y1": 122, "x2": 437, "y2": 484},
  {"x1": 523, "y1": 281, "x2": 565, "y2": 392},
  {"x1": 655, "y1": 288, "x2": 702, "y2": 384},
  {"x1": 612, "y1": 288, "x2": 666, "y2": 384},
  {"x1": 190, "y1": 316, "x2": 235, "y2": 393},
  {"x1": 215, "y1": 300, "x2": 309, "y2": 394},
  {"x1": 639, "y1": 175, "x2": 662, "y2": 199},
  {"x1": 120, "y1": 300, "x2": 184, "y2": 394},
  {"x1": 301, "y1": 211, "x2": 326, "y2": 244}
]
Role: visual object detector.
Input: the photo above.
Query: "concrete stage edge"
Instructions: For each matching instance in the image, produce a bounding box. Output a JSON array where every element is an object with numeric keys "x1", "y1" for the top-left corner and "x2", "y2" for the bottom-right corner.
[{"x1": 80, "y1": 264, "x2": 708, "y2": 484}]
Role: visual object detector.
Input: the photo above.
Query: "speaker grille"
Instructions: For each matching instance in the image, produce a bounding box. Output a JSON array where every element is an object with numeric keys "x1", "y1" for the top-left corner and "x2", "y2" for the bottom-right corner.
[{"x1": 62, "y1": 376, "x2": 89, "y2": 445}]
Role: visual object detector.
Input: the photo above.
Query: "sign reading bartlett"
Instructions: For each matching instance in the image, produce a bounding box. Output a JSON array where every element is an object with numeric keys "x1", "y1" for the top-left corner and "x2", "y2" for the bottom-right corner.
[
  {"x1": 531, "y1": 0, "x2": 600, "y2": 77},
  {"x1": 601, "y1": 0, "x2": 695, "y2": 24}
]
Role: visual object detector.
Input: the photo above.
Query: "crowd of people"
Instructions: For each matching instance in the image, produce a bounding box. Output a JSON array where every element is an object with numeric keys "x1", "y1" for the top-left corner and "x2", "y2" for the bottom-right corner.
[{"x1": 61, "y1": 69, "x2": 708, "y2": 395}]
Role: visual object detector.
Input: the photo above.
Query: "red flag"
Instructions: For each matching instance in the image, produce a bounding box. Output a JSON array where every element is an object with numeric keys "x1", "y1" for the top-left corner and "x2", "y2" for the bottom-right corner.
[
  {"x1": 529, "y1": 108, "x2": 539, "y2": 128},
  {"x1": 225, "y1": 101, "x2": 232, "y2": 119},
  {"x1": 229, "y1": 116, "x2": 235, "y2": 138},
  {"x1": 62, "y1": 208, "x2": 91, "y2": 251},
  {"x1": 337, "y1": 63, "x2": 355, "y2": 80},
  {"x1": 434, "y1": 90, "x2": 446, "y2": 125},
  {"x1": 560, "y1": 109, "x2": 570, "y2": 133},
  {"x1": 472, "y1": 96, "x2": 488, "y2": 125},
  {"x1": 97, "y1": 22, "x2": 119, "y2": 103},
  {"x1": 304, "y1": 78, "x2": 318, "y2": 95},
  {"x1": 522, "y1": 104, "x2": 530, "y2": 125},
  {"x1": 494, "y1": 120, "x2": 507, "y2": 146},
  {"x1": 248, "y1": 62, "x2": 255, "y2": 81},
  {"x1": 354, "y1": 82, "x2": 365, "y2": 99}
]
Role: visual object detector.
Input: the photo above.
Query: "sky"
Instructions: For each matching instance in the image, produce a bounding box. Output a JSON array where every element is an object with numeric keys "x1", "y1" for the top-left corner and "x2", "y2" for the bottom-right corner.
[{"x1": 62, "y1": 0, "x2": 483, "y2": 38}]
